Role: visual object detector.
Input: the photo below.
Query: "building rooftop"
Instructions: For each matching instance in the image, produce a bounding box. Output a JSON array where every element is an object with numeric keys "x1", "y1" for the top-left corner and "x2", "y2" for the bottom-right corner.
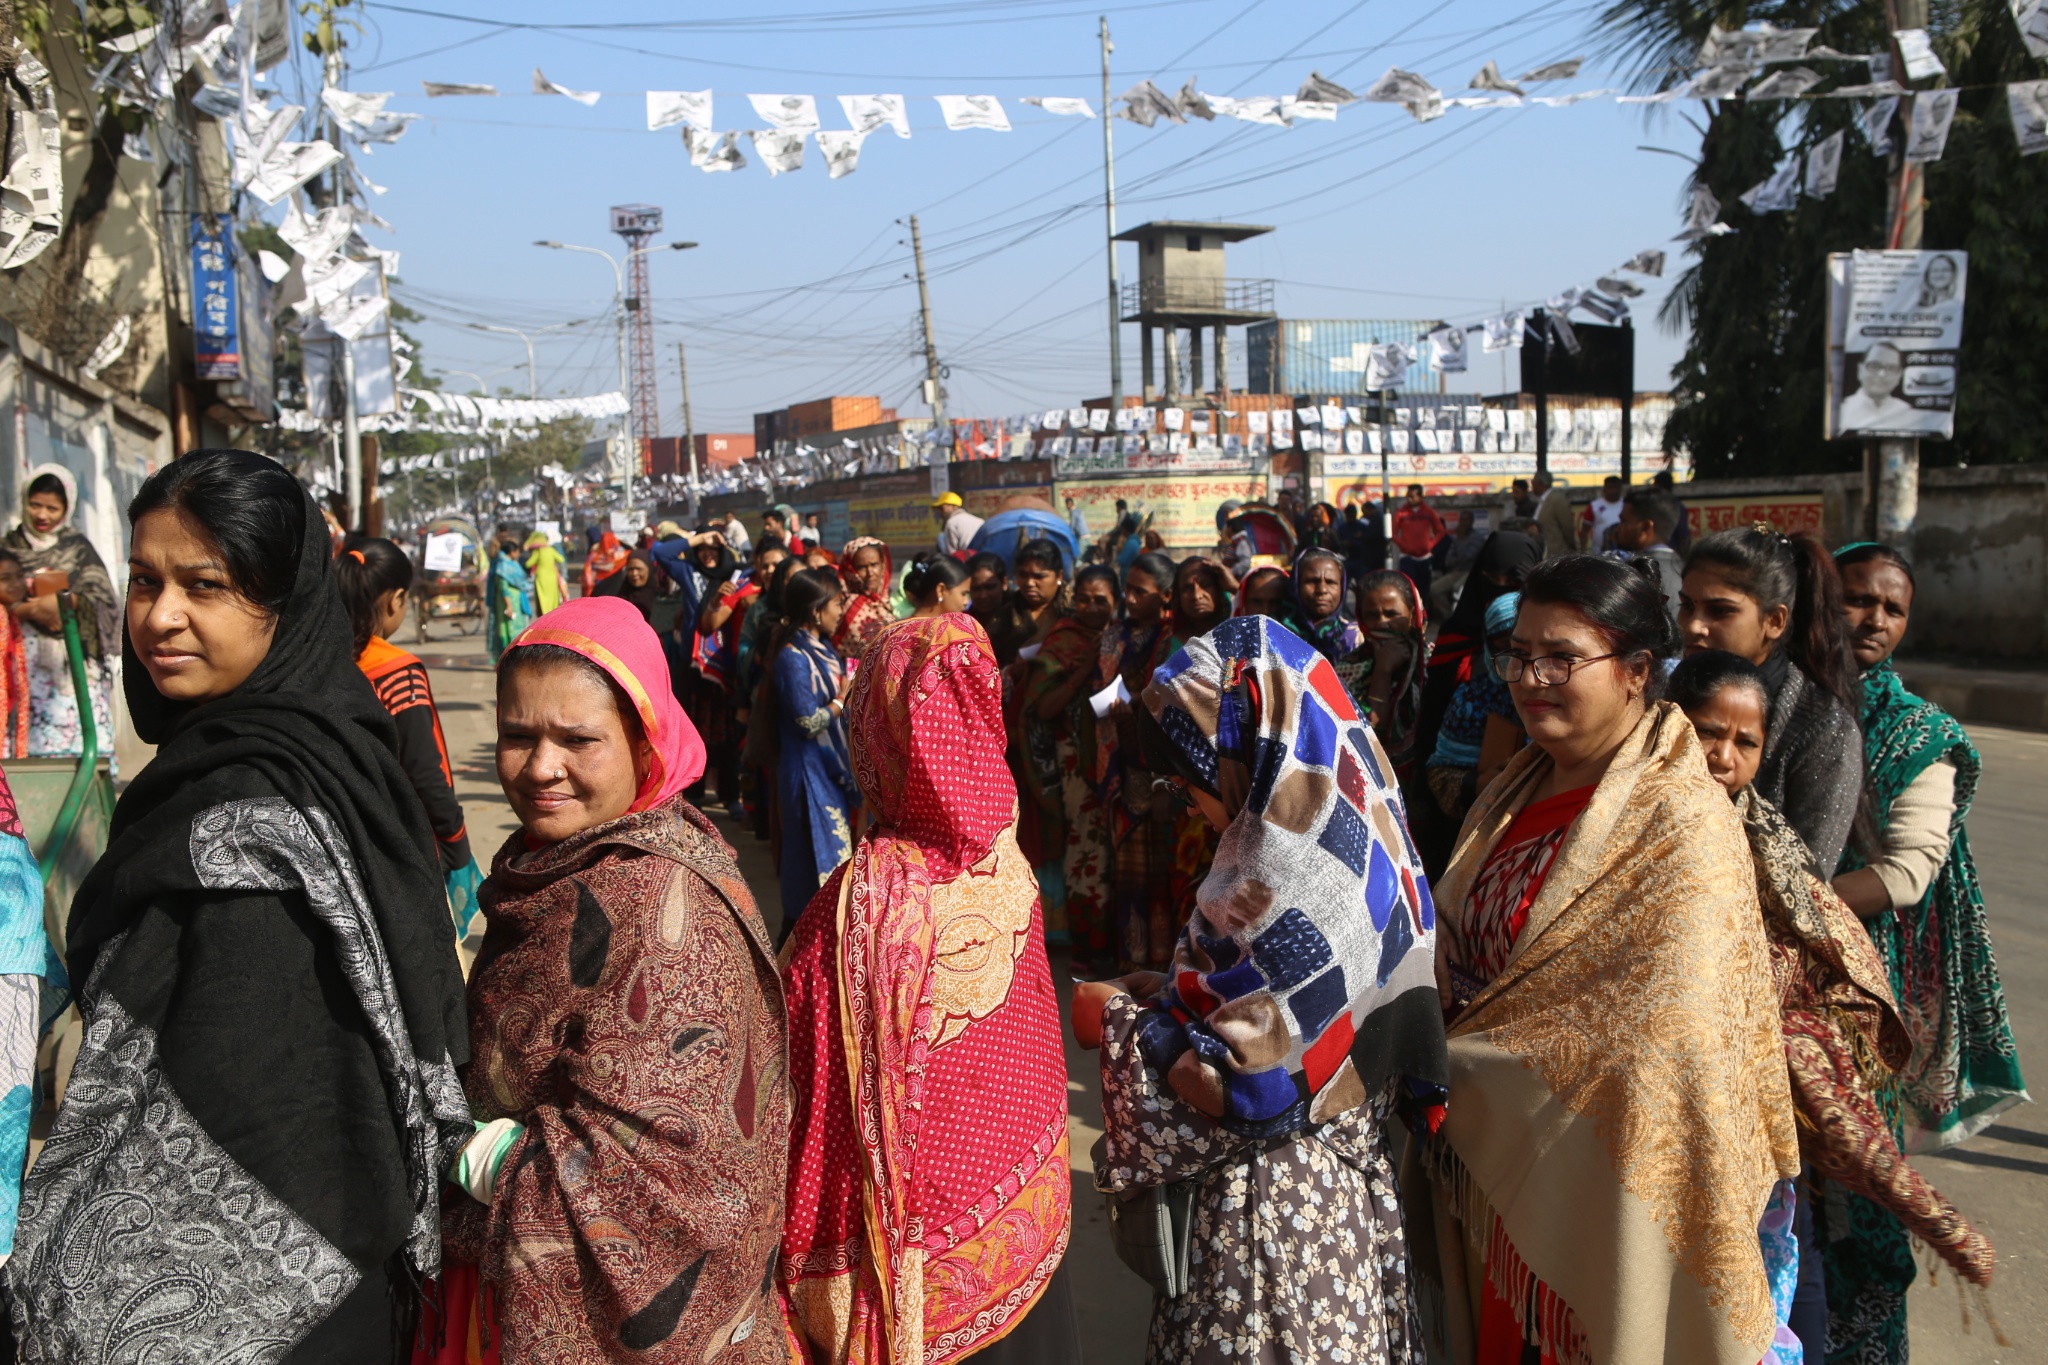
[{"x1": 1113, "y1": 220, "x2": 1274, "y2": 244}]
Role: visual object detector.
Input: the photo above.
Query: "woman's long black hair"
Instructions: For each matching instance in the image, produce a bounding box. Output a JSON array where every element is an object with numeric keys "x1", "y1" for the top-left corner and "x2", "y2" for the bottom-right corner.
[
  {"x1": 904, "y1": 551, "x2": 970, "y2": 604},
  {"x1": 770, "y1": 566, "x2": 844, "y2": 655},
  {"x1": 335, "y1": 535, "x2": 415, "y2": 655},
  {"x1": 1686, "y1": 527, "x2": 1859, "y2": 712}
]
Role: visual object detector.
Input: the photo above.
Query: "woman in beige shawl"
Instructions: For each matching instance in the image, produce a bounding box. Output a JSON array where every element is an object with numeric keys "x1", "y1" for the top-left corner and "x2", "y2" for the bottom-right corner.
[{"x1": 1412, "y1": 555, "x2": 1799, "y2": 1365}]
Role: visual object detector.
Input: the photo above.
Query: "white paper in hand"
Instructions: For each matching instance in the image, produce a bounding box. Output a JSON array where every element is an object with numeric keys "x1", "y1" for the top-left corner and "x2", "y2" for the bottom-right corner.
[
  {"x1": 1016, "y1": 642, "x2": 1043, "y2": 662},
  {"x1": 1089, "y1": 676, "x2": 1132, "y2": 719}
]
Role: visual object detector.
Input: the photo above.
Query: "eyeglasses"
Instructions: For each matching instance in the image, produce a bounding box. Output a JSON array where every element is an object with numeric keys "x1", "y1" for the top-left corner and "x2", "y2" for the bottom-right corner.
[{"x1": 1493, "y1": 651, "x2": 1624, "y2": 686}]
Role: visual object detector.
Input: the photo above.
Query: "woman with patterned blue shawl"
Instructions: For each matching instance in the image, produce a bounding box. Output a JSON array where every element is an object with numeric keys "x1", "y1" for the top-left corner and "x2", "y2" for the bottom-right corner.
[{"x1": 1073, "y1": 615, "x2": 1447, "y2": 1364}]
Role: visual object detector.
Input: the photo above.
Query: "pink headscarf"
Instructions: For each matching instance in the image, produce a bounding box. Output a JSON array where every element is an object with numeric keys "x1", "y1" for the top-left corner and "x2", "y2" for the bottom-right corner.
[{"x1": 507, "y1": 597, "x2": 706, "y2": 812}]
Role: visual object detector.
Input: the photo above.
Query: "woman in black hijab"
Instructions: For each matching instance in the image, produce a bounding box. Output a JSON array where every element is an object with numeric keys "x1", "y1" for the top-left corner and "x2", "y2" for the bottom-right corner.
[
  {"x1": 592, "y1": 546, "x2": 662, "y2": 621},
  {"x1": 1410, "y1": 528, "x2": 1541, "y2": 875},
  {"x1": 7, "y1": 451, "x2": 470, "y2": 1363}
]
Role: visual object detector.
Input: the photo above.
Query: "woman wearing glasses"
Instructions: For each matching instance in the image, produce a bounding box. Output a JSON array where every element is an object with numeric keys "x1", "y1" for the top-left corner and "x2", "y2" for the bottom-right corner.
[{"x1": 1411, "y1": 555, "x2": 1799, "y2": 1365}]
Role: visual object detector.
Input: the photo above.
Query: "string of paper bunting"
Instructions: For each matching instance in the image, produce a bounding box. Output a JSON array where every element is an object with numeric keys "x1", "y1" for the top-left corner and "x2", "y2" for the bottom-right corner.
[{"x1": 393, "y1": 13, "x2": 2048, "y2": 180}]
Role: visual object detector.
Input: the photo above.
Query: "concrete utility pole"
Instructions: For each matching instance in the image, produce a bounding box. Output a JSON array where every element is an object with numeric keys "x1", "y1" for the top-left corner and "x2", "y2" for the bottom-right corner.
[
  {"x1": 678, "y1": 341, "x2": 698, "y2": 509},
  {"x1": 910, "y1": 214, "x2": 947, "y2": 459},
  {"x1": 1101, "y1": 17, "x2": 1124, "y2": 410},
  {"x1": 1876, "y1": 0, "x2": 1928, "y2": 542}
]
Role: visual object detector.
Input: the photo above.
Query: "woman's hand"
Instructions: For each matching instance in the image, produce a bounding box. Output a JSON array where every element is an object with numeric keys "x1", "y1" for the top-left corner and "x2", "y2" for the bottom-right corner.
[
  {"x1": 10, "y1": 595, "x2": 59, "y2": 633},
  {"x1": 1115, "y1": 970, "x2": 1166, "y2": 1000},
  {"x1": 1070, "y1": 979, "x2": 1127, "y2": 1050},
  {"x1": 1167, "y1": 1050, "x2": 1227, "y2": 1118}
]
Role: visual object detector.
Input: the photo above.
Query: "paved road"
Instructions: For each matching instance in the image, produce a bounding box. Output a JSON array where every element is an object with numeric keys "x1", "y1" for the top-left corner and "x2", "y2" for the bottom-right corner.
[{"x1": 426, "y1": 626, "x2": 2043, "y2": 1363}]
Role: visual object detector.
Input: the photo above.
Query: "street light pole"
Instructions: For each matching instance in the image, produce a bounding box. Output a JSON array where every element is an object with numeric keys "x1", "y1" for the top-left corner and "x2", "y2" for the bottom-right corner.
[{"x1": 536, "y1": 239, "x2": 697, "y2": 509}]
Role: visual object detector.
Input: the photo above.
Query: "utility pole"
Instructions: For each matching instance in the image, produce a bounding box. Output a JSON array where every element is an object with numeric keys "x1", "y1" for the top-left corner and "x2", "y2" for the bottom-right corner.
[
  {"x1": 1874, "y1": 0, "x2": 1927, "y2": 544},
  {"x1": 678, "y1": 341, "x2": 698, "y2": 514},
  {"x1": 910, "y1": 214, "x2": 947, "y2": 463},
  {"x1": 1101, "y1": 16, "x2": 1124, "y2": 411}
]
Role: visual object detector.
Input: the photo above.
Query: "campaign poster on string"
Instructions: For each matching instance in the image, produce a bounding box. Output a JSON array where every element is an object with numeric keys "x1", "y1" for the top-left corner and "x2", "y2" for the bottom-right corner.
[{"x1": 1826, "y1": 249, "x2": 1966, "y2": 440}]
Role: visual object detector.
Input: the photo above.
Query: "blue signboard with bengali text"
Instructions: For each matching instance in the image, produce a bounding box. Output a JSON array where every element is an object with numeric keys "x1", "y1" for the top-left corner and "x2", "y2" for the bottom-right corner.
[{"x1": 190, "y1": 214, "x2": 240, "y2": 380}]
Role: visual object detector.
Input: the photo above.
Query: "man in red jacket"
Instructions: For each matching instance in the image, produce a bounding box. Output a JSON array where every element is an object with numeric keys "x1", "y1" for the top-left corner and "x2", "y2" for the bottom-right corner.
[{"x1": 1390, "y1": 483, "x2": 1447, "y2": 597}]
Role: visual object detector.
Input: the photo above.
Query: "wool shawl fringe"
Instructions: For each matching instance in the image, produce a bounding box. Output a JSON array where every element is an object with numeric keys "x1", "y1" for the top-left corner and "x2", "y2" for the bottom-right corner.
[{"x1": 1419, "y1": 1136, "x2": 1593, "y2": 1365}]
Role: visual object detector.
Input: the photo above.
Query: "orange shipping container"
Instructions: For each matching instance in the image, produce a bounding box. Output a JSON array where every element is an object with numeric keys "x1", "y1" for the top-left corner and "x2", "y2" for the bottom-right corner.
[
  {"x1": 694, "y1": 433, "x2": 754, "y2": 469},
  {"x1": 787, "y1": 395, "x2": 887, "y2": 437}
]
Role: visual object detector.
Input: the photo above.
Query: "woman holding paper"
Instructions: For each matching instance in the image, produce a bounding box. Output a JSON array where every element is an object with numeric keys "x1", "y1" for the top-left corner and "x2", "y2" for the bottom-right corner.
[{"x1": 1101, "y1": 552, "x2": 1182, "y2": 971}]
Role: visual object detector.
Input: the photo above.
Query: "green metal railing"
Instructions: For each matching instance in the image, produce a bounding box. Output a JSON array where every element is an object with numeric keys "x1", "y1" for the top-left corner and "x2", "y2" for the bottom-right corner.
[{"x1": 38, "y1": 592, "x2": 99, "y2": 880}]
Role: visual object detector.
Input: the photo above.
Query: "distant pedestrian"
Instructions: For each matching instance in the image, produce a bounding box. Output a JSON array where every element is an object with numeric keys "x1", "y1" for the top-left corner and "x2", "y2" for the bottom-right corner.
[
  {"x1": 1613, "y1": 485, "x2": 1685, "y2": 622},
  {"x1": 1531, "y1": 469, "x2": 1576, "y2": 559},
  {"x1": 931, "y1": 490, "x2": 985, "y2": 555},
  {"x1": 1391, "y1": 483, "x2": 1446, "y2": 597},
  {"x1": 1429, "y1": 508, "x2": 1485, "y2": 619},
  {"x1": 1065, "y1": 493, "x2": 1090, "y2": 546},
  {"x1": 1579, "y1": 474, "x2": 1625, "y2": 551},
  {"x1": 721, "y1": 510, "x2": 752, "y2": 558},
  {"x1": 1504, "y1": 476, "x2": 1537, "y2": 520},
  {"x1": 1655, "y1": 468, "x2": 1693, "y2": 555}
]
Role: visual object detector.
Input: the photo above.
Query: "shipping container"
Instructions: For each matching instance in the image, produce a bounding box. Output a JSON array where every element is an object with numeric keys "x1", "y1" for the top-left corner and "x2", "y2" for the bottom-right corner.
[
  {"x1": 1246, "y1": 319, "x2": 1443, "y2": 396},
  {"x1": 754, "y1": 408, "x2": 787, "y2": 452},
  {"x1": 694, "y1": 433, "x2": 754, "y2": 469},
  {"x1": 786, "y1": 395, "x2": 894, "y2": 437}
]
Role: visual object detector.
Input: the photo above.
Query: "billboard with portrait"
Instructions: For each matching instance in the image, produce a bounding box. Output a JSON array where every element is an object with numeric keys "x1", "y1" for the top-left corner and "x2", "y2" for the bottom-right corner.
[{"x1": 1826, "y1": 249, "x2": 1966, "y2": 440}]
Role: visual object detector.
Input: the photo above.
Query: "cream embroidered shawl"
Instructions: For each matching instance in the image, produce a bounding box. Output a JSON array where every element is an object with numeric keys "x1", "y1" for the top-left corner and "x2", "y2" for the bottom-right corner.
[{"x1": 1414, "y1": 702, "x2": 1800, "y2": 1365}]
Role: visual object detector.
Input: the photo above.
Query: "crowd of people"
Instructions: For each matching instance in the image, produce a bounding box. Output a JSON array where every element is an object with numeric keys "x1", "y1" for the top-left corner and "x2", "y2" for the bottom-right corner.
[{"x1": 0, "y1": 453, "x2": 2024, "y2": 1365}]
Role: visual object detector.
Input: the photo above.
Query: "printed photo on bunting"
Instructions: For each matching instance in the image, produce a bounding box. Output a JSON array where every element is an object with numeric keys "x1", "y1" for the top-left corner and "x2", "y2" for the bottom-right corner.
[
  {"x1": 817, "y1": 130, "x2": 865, "y2": 179},
  {"x1": 838, "y1": 93, "x2": 910, "y2": 137},
  {"x1": 1024, "y1": 96, "x2": 1094, "y2": 117},
  {"x1": 751, "y1": 129, "x2": 806, "y2": 175},
  {"x1": 2008, "y1": 80, "x2": 2048, "y2": 154},
  {"x1": 748, "y1": 92, "x2": 820, "y2": 132},
  {"x1": 531, "y1": 67, "x2": 599, "y2": 105},
  {"x1": 1805, "y1": 128, "x2": 1845, "y2": 195},
  {"x1": 936, "y1": 95, "x2": 1011, "y2": 131},
  {"x1": 645, "y1": 89, "x2": 711, "y2": 132},
  {"x1": 1905, "y1": 88, "x2": 1958, "y2": 162}
]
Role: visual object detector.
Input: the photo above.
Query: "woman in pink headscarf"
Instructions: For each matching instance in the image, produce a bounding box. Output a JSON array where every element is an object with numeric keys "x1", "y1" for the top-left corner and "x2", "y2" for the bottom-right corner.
[{"x1": 427, "y1": 597, "x2": 792, "y2": 1364}]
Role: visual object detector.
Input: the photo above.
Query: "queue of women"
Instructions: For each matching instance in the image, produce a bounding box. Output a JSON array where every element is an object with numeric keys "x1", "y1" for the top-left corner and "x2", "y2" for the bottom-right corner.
[{"x1": 0, "y1": 452, "x2": 2022, "y2": 1365}]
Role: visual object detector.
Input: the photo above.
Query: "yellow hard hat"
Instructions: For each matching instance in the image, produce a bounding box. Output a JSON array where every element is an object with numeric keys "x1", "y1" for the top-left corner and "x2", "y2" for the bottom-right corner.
[{"x1": 931, "y1": 491, "x2": 964, "y2": 508}]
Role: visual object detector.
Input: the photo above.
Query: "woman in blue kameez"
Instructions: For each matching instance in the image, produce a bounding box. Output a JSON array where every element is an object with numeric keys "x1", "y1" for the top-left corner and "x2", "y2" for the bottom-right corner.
[
  {"x1": 487, "y1": 536, "x2": 535, "y2": 663},
  {"x1": 770, "y1": 567, "x2": 857, "y2": 937}
]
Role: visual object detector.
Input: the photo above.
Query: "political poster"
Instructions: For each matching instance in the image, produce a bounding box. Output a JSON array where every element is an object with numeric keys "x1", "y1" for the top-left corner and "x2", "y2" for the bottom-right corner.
[{"x1": 1827, "y1": 249, "x2": 1965, "y2": 440}]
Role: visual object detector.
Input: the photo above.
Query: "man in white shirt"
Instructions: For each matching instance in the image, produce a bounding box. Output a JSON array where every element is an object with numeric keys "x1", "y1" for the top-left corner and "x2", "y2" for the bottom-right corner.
[
  {"x1": 932, "y1": 491, "x2": 985, "y2": 555},
  {"x1": 721, "y1": 512, "x2": 752, "y2": 558},
  {"x1": 1838, "y1": 343, "x2": 1924, "y2": 432},
  {"x1": 1579, "y1": 476, "x2": 1625, "y2": 551}
]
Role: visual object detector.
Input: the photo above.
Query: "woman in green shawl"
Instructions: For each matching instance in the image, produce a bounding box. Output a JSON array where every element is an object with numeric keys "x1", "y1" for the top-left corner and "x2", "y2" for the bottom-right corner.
[
  {"x1": 1823, "y1": 541, "x2": 2027, "y2": 1363},
  {"x1": 487, "y1": 536, "x2": 535, "y2": 662}
]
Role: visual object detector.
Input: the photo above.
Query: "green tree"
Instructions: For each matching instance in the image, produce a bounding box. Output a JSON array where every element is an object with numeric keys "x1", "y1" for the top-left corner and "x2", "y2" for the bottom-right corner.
[{"x1": 1595, "y1": 0, "x2": 2048, "y2": 475}]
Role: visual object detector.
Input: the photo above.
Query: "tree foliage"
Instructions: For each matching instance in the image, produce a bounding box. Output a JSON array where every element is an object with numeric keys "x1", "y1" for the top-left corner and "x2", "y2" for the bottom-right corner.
[{"x1": 1594, "y1": 0, "x2": 2048, "y2": 476}]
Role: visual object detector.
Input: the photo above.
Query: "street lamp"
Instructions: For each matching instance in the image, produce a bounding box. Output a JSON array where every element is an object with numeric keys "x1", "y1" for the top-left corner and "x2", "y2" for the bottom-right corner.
[
  {"x1": 460, "y1": 319, "x2": 592, "y2": 398},
  {"x1": 534, "y1": 238, "x2": 696, "y2": 503}
]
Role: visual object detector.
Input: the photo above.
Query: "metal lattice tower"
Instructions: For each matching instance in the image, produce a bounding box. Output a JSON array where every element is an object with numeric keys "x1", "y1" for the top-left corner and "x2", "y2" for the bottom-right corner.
[{"x1": 610, "y1": 204, "x2": 663, "y2": 442}]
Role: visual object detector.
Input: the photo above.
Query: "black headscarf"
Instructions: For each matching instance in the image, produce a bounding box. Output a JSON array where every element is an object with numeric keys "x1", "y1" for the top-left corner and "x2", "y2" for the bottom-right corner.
[
  {"x1": 13, "y1": 453, "x2": 471, "y2": 1360},
  {"x1": 594, "y1": 548, "x2": 663, "y2": 621},
  {"x1": 1437, "y1": 530, "x2": 1541, "y2": 647}
]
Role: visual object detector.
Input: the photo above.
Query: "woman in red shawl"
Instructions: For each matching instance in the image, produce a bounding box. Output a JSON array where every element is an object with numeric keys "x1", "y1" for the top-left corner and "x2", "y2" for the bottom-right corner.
[
  {"x1": 780, "y1": 614, "x2": 1079, "y2": 1365},
  {"x1": 429, "y1": 597, "x2": 791, "y2": 1364},
  {"x1": 581, "y1": 527, "x2": 631, "y2": 596},
  {"x1": 834, "y1": 535, "x2": 897, "y2": 661}
]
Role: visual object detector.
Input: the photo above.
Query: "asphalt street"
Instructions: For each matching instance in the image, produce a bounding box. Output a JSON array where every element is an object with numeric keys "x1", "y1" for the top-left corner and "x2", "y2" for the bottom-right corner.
[{"x1": 425, "y1": 624, "x2": 2043, "y2": 1363}]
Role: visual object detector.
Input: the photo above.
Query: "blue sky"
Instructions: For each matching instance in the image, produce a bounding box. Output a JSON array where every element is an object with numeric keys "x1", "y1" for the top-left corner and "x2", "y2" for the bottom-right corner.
[{"x1": 315, "y1": 0, "x2": 1701, "y2": 435}]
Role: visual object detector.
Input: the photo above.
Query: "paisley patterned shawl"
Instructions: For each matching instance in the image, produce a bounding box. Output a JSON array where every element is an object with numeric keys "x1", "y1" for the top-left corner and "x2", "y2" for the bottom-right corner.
[
  {"x1": 1138, "y1": 615, "x2": 1448, "y2": 1138},
  {"x1": 464, "y1": 796, "x2": 791, "y2": 1362},
  {"x1": 1738, "y1": 788, "x2": 1995, "y2": 1287},
  {"x1": 1421, "y1": 703, "x2": 1799, "y2": 1365},
  {"x1": 1839, "y1": 660, "x2": 2027, "y2": 1152},
  {"x1": 780, "y1": 615, "x2": 1069, "y2": 1365}
]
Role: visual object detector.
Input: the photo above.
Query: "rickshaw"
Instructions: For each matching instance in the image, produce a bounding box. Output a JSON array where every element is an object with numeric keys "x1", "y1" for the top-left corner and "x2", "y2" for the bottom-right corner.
[
  {"x1": 5, "y1": 594, "x2": 116, "y2": 1117},
  {"x1": 414, "y1": 515, "x2": 488, "y2": 642}
]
